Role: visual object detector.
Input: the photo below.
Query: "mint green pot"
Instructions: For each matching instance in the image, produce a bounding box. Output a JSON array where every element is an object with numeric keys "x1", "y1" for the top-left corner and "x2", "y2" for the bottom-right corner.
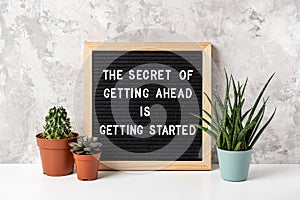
[{"x1": 217, "y1": 148, "x2": 252, "y2": 182}]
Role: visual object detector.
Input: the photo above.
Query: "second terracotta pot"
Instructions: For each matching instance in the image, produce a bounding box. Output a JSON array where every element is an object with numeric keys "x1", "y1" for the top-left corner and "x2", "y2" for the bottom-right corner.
[{"x1": 73, "y1": 153, "x2": 101, "y2": 181}]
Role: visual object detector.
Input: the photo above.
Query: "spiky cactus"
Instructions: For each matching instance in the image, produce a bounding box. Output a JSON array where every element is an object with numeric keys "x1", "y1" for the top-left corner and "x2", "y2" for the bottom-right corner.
[
  {"x1": 69, "y1": 136, "x2": 102, "y2": 155},
  {"x1": 42, "y1": 106, "x2": 72, "y2": 139}
]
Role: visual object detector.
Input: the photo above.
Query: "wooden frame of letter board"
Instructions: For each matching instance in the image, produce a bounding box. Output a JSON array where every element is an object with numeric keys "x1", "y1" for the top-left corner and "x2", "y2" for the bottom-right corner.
[{"x1": 84, "y1": 42, "x2": 212, "y2": 170}]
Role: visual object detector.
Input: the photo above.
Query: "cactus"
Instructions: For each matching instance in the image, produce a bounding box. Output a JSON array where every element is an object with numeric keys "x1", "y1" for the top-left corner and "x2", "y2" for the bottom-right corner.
[
  {"x1": 42, "y1": 106, "x2": 72, "y2": 139},
  {"x1": 69, "y1": 136, "x2": 102, "y2": 155}
]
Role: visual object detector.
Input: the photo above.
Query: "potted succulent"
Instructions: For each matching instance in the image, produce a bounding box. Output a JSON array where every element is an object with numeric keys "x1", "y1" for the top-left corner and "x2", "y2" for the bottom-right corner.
[
  {"x1": 69, "y1": 136, "x2": 102, "y2": 181},
  {"x1": 36, "y1": 106, "x2": 78, "y2": 176},
  {"x1": 192, "y1": 71, "x2": 276, "y2": 181}
]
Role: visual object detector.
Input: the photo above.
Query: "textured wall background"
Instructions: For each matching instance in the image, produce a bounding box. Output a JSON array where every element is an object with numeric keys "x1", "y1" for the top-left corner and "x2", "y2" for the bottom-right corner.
[{"x1": 0, "y1": 0, "x2": 299, "y2": 164}]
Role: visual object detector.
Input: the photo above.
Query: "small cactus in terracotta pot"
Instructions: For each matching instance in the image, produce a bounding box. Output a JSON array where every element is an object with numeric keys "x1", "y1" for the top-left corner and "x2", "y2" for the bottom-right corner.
[
  {"x1": 69, "y1": 136, "x2": 102, "y2": 181},
  {"x1": 36, "y1": 106, "x2": 78, "y2": 176}
]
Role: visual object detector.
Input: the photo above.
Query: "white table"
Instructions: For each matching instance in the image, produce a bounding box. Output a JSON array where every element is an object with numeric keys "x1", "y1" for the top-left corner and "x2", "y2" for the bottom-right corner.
[{"x1": 0, "y1": 164, "x2": 299, "y2": 200}]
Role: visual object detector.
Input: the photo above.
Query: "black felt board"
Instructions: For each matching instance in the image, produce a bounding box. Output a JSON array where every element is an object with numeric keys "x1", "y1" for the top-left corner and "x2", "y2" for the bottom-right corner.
[{"x1": 92, "y1": 51, "x2": 203, "y2": 161}]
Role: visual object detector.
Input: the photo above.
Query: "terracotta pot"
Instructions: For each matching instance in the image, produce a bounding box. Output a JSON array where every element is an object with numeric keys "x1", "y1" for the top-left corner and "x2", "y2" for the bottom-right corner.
[
  {"x1": 36, "y1": 133, "x2": 78, "y2": 176},
  {"x1": 73, "y1": 153, "x2": 101, "y2": 181}
]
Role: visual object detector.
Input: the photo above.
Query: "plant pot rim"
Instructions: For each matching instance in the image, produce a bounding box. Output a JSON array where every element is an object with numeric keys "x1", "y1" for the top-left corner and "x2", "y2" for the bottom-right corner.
[
  {"x1": 73, "y1": 152, "x2": 101, "y2": 155},
  {"x1": 36, "y1": 133, "x2": 78, "y2": 149},
  {"x1": 217, "y1": 147, "x2": 253, "y2": 153},
  {"x1": 73, "y1": 152, "x2": 101, "y2": 161},
  {"x1": 36, "y1": 132, "x2": 79, "y2": 140}
]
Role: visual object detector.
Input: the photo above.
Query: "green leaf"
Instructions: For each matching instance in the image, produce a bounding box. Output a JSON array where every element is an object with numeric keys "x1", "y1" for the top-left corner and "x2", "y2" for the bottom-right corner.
[
  {"x1": 68, "y1": 142, "x2": 78, "y2": 147},
  {"x1": 247, "y1": 106, "x2": 265, "y2": 144},
  {"x1": 84, "y1": 147, "x2": 91, "y2": 152},
  {"x1": 76, "y1": 151, "x2": 85, "y2": 155},
  {"x1": 212, "y1": 102, "x2": 221, "y2": 127},
  {"x1": 215, "y1": 94, "x2": 225, "y2": 113},
  {"x1": 222, "y1": 130, "x2": 231, "y2": 150},
  {"x1": 249, "y1": 108, "x2": 276, "y2": 148},
  {"x1": 246, "y1": 73, "x2": 275, "y2": 125},
  {"x1": 237, "y1": 118, "x2": 260, "y2": 142},
  {"x1": 225, "y1": 70, "x2": 233, "y2": 111},
  {"x1": 193, "y1": 124, "x2": 218, "y2": 141},
  {"x1": 242, "y1": 107, "x2": 252, "y2": 121},
  {"x1": 217, "y1": 135, "x2": 222, "y2": 148},
  {"x1": 190, "y1": 113, "x2": 219, "y2": 133},
  {"x1": 241, "y1": 78, "x2": 248, "y2": 97},
  {"x1": 203, "y1": 92, "x2": 212, "y2": 105},
  {"x1": 231, "y1": 104, "x2": 242, "y2": 149},
  {"x1": 202, "y1": 109, "x2": 219, "y2": 129},
  {"x1": 245, "y1": 102, "x2": 266, "y2": 143},
  {"x1": 234, "y1": 141, "x2": 242, "y2": 151}
]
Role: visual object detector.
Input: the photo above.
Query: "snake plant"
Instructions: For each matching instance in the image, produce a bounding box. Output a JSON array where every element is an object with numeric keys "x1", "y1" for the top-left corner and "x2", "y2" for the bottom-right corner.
[{"x1": 192, "y1": 71, "x2": 276, "y2": 151}]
